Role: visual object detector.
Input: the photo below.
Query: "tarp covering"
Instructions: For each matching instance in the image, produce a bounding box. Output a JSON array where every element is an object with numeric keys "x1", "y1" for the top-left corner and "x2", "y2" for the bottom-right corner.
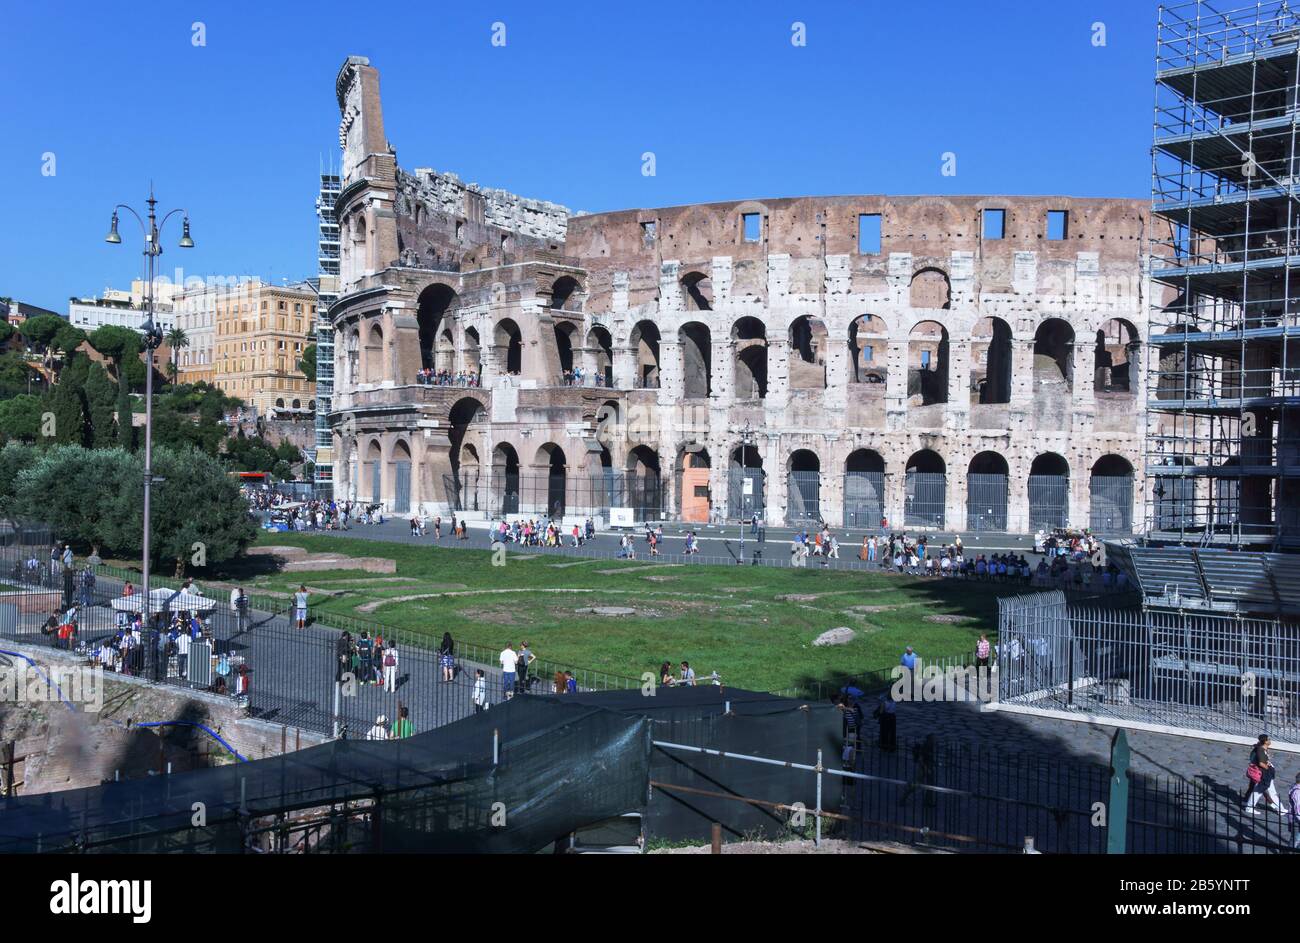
[
  {"x1": 525, "y1": 686, "x2": 844, "y2": 843},
  {"x1": 0, "y1": 697, "x2": 649, "y2": 854}
]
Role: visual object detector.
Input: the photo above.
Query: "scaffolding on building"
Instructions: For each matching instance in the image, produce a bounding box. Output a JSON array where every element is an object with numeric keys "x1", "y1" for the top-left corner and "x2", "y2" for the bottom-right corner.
[
  {"x1": 1149, "y1": 0, "x2": 1300, "y2": 549},
  {"x1": 314, "y1": 169, "x2": 342, "y2": 499}
]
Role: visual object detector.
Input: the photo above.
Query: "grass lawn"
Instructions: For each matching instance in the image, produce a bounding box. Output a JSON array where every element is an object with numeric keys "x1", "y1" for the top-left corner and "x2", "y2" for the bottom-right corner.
[{"x1": 241, "y1": 531, "x2": 1023, "y2": 694}]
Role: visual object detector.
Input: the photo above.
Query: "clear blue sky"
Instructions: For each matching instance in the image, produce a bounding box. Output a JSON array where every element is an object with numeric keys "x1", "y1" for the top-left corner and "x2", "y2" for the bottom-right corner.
[{"x1": 1, "y1": 0, "x2": 1156, "y2": 313}]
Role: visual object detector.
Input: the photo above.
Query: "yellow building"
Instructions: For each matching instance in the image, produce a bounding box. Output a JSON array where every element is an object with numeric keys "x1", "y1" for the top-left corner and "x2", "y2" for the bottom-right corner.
[{"x1": 213, "y1": 281, "x2": 317, "y2": 416}]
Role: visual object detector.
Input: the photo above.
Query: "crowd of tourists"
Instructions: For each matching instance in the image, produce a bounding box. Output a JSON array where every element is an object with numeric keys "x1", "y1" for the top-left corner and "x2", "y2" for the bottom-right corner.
[
  {"x1": 416, "y1": 367, "x2": 481, "y2": 387},
  {"x1": 491, "y1": 516, "x2": 597, "y2": 547}
]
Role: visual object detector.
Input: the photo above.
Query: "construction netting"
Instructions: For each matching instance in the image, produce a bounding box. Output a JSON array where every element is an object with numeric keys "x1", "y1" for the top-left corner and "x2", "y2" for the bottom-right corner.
[
  {"x1": 0, "y1": 697, "x2": 649, "y2": 854},
  {"x1": 546, "y1": 686, "x2": 844, "y2": 843}
]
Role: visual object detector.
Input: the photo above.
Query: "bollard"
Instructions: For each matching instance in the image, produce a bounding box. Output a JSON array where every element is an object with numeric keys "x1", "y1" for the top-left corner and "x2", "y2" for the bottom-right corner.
[{"x1": 710, "y1": 822, "x2": 722, "y2": 854}]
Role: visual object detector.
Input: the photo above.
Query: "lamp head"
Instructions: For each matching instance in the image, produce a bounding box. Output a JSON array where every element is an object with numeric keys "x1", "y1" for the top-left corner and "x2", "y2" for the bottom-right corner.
[
  {"x1": 178, "y1": 217, "x2": 194, "y2": 249},
  {"x1": 105, "y1": 212, "x2": 121, "y2": 244}
]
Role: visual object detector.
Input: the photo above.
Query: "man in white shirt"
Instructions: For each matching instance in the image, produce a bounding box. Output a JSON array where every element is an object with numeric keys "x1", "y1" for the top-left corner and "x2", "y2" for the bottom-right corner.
[{"x1": 499, "y1": 643, "x2": 518, "y2": 699}]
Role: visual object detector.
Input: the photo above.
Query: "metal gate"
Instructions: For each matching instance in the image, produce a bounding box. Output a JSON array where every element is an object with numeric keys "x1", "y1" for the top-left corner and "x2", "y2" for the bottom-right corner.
[
  {"x1": 843, "y1": 471, "x2": 884, "y2": 529},
  {"x1": 393, "y1": 461, "x2": 411, "y2": 514},
  {"x1": 966, "y1": 473, "x2": 1008, "y2": 531},
  {"x1": 728, "y1": 469, "x2": 764, "y2": 520},
  {"x1": 1089, "y1": 475, "x2": 1132, "y2": 533},
  {"x1": 1028, "y1": 474, "x2": 1068, "y2": 530},
  {"x1": 498, "y1": 472, "x2": 520, "y2": 515},
  {"x1": 369, "y1": 461, "x2": 381, "y2": 506},
  {"x1": 905, "y1": 472, "x2": 946, "y2": 528},
  {"x1": 786, "y1": 471, "x2": 821, "y2": 524}
]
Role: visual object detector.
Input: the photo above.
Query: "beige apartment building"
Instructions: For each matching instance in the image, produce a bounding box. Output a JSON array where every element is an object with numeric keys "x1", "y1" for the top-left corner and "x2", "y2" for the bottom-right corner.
[{"x1": 212, "y1": 281, "x2": 317, "y2": 415}]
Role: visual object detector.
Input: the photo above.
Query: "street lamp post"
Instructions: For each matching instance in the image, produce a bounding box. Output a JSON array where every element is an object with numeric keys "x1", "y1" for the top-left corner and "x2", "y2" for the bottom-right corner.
[{"x1": 106, "y1": 191, "x2": 193, "y2": 670}]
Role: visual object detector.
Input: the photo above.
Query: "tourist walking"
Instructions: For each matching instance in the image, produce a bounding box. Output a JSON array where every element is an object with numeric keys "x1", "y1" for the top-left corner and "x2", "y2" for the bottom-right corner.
[
  {"x1": 1290, "y1": 773, "x2": 1300, "y2": 848},
  {"x1": 1245, "y1": 734, "x2": 1284, "y2": 814},
  {"x1": 975, "y1": 634, "x2": 991, "y2": 671},
  {"x1": 473, "y1": 669, "x2": 488, "y2": 713},
  {"x1": 517, "y1": 641, "x2": 535, "y2": 694},
  {"x1": 874, "y1": 695, "x2": 898, "y2": 751}
]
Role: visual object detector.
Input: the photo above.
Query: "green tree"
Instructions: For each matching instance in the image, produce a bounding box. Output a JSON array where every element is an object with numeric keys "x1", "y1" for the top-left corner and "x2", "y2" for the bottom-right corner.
[
  {"x1": 51, "y1": 323, "x2": 87, "y2": 357},
  {"x1": 165, "y1": 327, "x2": 189, "y2": 385},
  {"x1": 0, "y1": 352, "x2": 36, "y2": 398},
  {"x1": 46, "y1": 364, "x2": 88, "y2": 446},
  {"x1": 17, "y1": 314, "x2": 64, "y2": 350},
  {"x1": 0, "y1": 441, "x2": 38, "y2": 515},
  {"x1": 83, "y1": 362, "x2": 119, "y2": 448},
  {"x1": 12, "y1": 445, "x2": 134, "y2": 547},
  {"x1": 0, "y1": 320, "x2": 14, "y2": 346},
  {"x1": 0, "y1": 395, "x2": 43, "y2": 445},
  {"x1": 298, "y1": 343, "x2": 317, "y2": 383}
]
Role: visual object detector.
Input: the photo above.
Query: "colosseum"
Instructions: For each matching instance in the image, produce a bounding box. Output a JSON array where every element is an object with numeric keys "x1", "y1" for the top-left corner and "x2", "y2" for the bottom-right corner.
[{"x1": 328, "y1": 56, "x2": 1148, "y2": 535}]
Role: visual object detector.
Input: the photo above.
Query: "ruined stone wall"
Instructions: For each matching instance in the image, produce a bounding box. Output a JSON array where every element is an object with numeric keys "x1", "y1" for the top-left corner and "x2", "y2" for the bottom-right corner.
[{"x1": 326, "y1": 57, "x2": 1148, "y2": 533}]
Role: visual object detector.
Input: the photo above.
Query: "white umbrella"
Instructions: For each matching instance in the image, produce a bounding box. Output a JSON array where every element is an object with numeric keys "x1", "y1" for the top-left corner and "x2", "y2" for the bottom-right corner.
[{"x1": 110, "y1": 588, "x2": 220, "y2": 614}]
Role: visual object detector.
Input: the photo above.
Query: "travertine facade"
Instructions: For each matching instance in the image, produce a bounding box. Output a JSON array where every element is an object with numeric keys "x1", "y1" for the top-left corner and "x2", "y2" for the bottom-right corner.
[{"x1": 328, "y1": 56, "x2": 1148, "y2": 532}]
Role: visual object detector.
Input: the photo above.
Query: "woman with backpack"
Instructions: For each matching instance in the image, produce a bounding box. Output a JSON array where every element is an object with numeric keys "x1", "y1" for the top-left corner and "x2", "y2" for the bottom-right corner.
[{"x1": 382, "y1": 640, "x2": 399, "y2": 693}]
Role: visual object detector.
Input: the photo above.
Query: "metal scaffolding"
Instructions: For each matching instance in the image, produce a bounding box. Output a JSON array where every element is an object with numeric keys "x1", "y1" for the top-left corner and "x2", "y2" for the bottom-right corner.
[{"x1": 1149, "y1": 0, "x2": 1300, "y2": 548}]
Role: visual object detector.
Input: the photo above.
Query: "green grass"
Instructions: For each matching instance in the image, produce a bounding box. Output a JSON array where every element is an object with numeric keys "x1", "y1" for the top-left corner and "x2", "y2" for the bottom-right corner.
[{"x1": 244, "y1": 531, "x2": 1020, "y2": 694}]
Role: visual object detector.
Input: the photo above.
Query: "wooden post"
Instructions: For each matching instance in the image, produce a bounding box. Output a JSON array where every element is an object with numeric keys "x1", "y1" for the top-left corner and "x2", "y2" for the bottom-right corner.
[
  {"x1": 710, "y1": 822, "x2": 722, "y2": 854},
  {"x1": 2, "y1": 742, "x2": 14, "y2": 796}
]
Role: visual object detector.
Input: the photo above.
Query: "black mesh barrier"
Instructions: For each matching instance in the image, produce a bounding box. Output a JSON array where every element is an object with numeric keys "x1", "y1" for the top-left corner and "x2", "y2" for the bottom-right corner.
[
  {"x1": 541, "y1": 686, "x2": 843, "y2": 843},
  {"x1": 0, "y1": 697, "x2": 649, "y2": 854}
]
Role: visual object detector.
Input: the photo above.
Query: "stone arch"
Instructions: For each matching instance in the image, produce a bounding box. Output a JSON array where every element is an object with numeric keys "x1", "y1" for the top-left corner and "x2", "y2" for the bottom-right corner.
[
  {"x1": 728, "y1": 441, "x2": 764, "y2": 519},
  {"x1": 1034, "y1": 317, "x2": 1075, "y2": 389},
  {"x1": 553, "y1": 320, "x2": 578, "y2": 377},
  {"x1": 908, "y1": 321, "x2": 950, "y2": 406},
  {"x1": 463, "y1": 327, "x2": 482, "y2": 377},
  {"x1": 910, "y1": 267, "x2": 951, "y2": 309},
  {"x1": 849, "y1": 314, "x2": 888, "y2": 383},
  {"x1": 494, "y1": 317, "x2": 523, "y2": 375},
  {"x1": 417, "y1": 283, "x2": 458, "y2": 372},
  {"x1": 389, "y1": 439, "x2": 414, "y2": 513},
  {"x1": 550, "y1": 275, "x2": 583, "y2": 312},
  {"x1": 1090, "y1": 454, "x2": 1134, "y2": 533},
  {"x1": 674, "y1": 444, "x2": 711, "y2": 522},
  {"x1": 535, "y1": 442, "x2": 568, "y2": 518},
  {"x1": 843, "y1": 448, "x2": 886, "y2": 528},
  {"x1": 681, "y1": 271, "x2": 713, "y2": 311},
  {"x1": 586, "y1": 325, "x2": 613, "y2": 385},
  {"x1": 1028, "y1": 452, "x2": 1070, "y2": 530},
  {"x1": 679, "y1": 321, "x2": 712, "y2": 399},
  {"x1": 448, "y1": 397, "x2": 486, "y2": 491},
  {"x1": 626, "y1": 444, "x2": 663, "y2": 519},
  {"x1": 904, "y1": 448, "x2": 946, "y2": 528},
  {"x1": 630, "y1": 320, "x2": 661, "y2": 388},
  {"x1": 971, "y1": 316, "x2": 1013, "y2": 404},
  {"x1": 493, "y1": 442, "x2": 521, "y2": 515},
  {"x1": 732, "y1": 316, "x2": 768, "y2": 399},
  {"x1": 1094, "y1": 317, "x2": 1140, "y2": 392},
  {"x1": 786, "y1": 448, "x2": 822, "y2": 524},
  {"x1": 363, "y1": 321, "x2": 385, "y2": 382},
  {"x1": 967, "y1": 451, "x2": 1009, "y2": 532},
  {"x1": 789, "y1": 316, "x2": 828, "y2": 389},
  {"x1": 364, "y1": 438, "x2": 384, "y2": 505}
]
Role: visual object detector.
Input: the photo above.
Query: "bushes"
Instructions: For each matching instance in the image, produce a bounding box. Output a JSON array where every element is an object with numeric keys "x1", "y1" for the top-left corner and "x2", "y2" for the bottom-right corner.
[{"x1": 11, "y1": 444, "x2": 257, "y2": 575}]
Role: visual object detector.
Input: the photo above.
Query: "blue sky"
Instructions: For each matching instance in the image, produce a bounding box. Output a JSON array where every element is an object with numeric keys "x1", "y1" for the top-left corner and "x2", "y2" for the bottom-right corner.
[{"x1": 1, "y1": 0, "x2": 1156, "y2": 313}]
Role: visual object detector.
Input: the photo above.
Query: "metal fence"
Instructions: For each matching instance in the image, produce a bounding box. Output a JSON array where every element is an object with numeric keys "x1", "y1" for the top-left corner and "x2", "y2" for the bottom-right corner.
[
  {"x1": 844, "y1": 733, "x2": 1291, "y2": 854},
  {"x1": 1028, "y1": 475, "x2": 1068, "y2": 530},
  {"x1": 727, "y1": 468, "x2": 765, "y2": 520},
  {"x1": 998, "y1": 591, "x2": 1300, "y2": 742},
  {"x1": 966, "y1": 473, "x2": 1008, "y2": 532},
  {"x1": 445, "y1": 471, "x2": 664, "y2": 521},
  {"x1": 1153, "y1": 476, "x2": 1198, "y2": 531},
  {"x1": 1090, "y1": 474, "x2": 1133, "y2": 533},
  {"x1": 843, "y1": 471, "x2": 884, "y2": 529},
  {"x1": 904, "y1": 472, "x2": 945, "y2": 528},
  {"x1": 786, "y1": 471, "x2": 821, "y2": 524}
]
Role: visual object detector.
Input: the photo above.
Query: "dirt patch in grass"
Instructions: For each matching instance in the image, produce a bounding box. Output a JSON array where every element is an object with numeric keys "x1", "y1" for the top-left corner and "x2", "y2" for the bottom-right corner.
[{"x1": 924, "y1": 613, "x2": 973, "y2": 624}]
